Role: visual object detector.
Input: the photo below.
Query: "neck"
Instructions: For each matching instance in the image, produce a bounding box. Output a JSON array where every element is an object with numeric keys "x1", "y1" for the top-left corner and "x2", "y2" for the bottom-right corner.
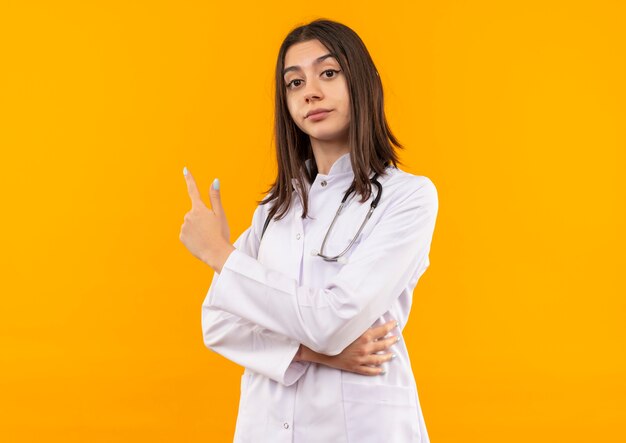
[{"x1": 310, "y1": 137, "x2": 351, "y2": 175}]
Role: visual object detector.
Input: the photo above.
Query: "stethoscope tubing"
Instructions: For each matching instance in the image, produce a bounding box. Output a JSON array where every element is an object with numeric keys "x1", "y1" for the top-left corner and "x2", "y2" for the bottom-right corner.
[
  {"x1": 316, "y1": 174, "x2": 382, "y2": 262},
  {"x1": 260, "y1": 171, "x2": 383, "y2": 263}
]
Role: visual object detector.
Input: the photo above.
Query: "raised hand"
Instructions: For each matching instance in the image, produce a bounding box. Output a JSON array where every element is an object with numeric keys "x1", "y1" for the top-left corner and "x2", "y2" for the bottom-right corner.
[{"x1": 179, "y1": 167, "x2": 234, "y2": 272}]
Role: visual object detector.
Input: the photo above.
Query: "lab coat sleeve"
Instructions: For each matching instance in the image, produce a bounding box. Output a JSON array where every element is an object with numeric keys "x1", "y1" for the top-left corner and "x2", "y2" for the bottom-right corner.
[
  {"x1": 208, "y1": 177, "x2": 439, "y2": 356},
  {"x1": 201, "y1": 204, "x2": 310, "y2": 387}
]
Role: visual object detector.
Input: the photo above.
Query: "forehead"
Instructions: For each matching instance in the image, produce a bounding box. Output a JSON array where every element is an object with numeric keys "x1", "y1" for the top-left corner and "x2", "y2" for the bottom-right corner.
[{"x1": 284, "y1": 39, "x2": 338, "y2": 71}]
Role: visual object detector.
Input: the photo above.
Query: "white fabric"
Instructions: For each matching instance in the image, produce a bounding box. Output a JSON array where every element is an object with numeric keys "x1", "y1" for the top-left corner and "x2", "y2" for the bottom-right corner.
[{"x1": 201, "y1": 152, "x2": 438, "y2": 442}]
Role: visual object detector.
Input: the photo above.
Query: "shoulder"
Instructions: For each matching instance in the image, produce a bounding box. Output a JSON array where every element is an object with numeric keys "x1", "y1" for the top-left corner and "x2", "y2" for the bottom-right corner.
[{"x1": 381, "y1": 166, "x2": 438, "y2": 208}]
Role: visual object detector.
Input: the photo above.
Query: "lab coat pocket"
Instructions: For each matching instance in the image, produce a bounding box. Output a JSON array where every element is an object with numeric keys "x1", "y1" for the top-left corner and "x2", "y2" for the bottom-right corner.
[{"x1": 341, "y1": 381, "x2": 421, "y2": 443}]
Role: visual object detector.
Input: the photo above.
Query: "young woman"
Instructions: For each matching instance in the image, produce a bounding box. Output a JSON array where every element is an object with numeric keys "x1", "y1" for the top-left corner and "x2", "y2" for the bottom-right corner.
[{"x1": 180, "y1": 19, "x2": 438, "y2": 443}]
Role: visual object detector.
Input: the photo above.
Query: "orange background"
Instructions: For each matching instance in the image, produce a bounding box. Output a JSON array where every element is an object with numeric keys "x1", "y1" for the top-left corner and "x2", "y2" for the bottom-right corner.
[{"x1": 1, "y1": 1, "x2": 625, "y2": 442}]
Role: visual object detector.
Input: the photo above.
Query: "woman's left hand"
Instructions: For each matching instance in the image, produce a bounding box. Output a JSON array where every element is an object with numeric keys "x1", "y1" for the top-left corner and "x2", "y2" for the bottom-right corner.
[
  {"x1": 179, "y1": 167, "x2": 234, "y2": 272},
  {"x1": 295, "y1": 320, "x2": 400, "y2": 375}
]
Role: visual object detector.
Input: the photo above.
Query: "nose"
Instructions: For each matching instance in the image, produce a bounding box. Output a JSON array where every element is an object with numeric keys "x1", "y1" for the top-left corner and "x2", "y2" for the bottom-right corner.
[{"x1": 303, "y1": 77, "x2": 324, "y2": 103}]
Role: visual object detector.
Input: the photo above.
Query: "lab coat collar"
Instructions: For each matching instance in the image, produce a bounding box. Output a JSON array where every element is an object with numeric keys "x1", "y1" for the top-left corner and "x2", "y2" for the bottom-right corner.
[
  {"x1": 291, "y1": 152, "x2": 353, "y2": 191},
  {"x1": 306, "y1": 152, "x2": 353, "y2": 177}
]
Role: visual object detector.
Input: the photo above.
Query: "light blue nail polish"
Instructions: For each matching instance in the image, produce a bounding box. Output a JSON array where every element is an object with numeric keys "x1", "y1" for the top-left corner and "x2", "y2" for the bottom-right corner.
[
  {"x1": 183, "y1": 166, "x2": 187, "y2": 176},
  {"x1": 213, "y1": 178, "x2": 220, "y2": 190}
]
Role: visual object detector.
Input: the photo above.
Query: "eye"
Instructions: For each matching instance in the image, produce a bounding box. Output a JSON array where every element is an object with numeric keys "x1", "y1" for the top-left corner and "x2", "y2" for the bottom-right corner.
[
  {"x1": 323, "y1": 69, "x2": 340, "y2": 78},
  {"x1": 286, "y1": 79, "x2": 303, "y2": 90}
]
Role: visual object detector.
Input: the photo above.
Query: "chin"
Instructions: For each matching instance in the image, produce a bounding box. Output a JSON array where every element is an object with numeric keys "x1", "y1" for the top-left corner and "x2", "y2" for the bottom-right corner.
[
  {"x1": 308, "y1": 131, "x2": 346, "y2": 142},
  {"x1": 306, "y1": 125, "x2": 350, "y2": 142}
]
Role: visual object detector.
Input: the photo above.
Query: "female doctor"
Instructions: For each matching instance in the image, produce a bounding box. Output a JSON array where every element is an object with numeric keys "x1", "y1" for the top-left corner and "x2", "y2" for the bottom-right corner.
[{"x1": 180, "y1": 19, "x2": 438, "y2": 443}]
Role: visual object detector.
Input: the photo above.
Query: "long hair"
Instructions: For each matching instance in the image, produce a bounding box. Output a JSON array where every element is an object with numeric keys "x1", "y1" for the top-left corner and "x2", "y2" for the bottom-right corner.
[{"x1": 258, "y1": 18, "x2": 404, "y2": 221}]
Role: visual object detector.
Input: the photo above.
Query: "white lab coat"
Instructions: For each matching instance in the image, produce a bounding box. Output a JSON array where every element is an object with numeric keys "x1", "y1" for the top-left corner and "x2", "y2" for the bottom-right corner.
[{"x1": 202, "y1": 152, "x2": 438, "y2": 443}]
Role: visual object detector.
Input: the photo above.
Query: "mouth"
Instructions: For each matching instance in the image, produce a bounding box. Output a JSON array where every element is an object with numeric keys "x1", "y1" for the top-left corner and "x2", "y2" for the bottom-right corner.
[{"x1": 306, "y1": 108, "x2": 333, "y2": 119}]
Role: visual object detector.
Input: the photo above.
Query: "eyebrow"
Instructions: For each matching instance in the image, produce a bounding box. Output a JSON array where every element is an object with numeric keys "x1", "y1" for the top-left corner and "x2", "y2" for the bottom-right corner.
[{"x1": 283, "y1": 53, "x2": 339, "y2": 77}]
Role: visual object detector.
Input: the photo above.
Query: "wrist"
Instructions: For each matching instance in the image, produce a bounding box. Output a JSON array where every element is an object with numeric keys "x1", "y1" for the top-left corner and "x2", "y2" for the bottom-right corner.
[
  {"x1": 298, "y1": 345, "x2": 326, "y2": 365},
  {"x1": 293, "y1": 344, "x2": 304, "y2": 362},
  {"x1": 204, "y1": 241, "x2": 236, "y2": 273}
]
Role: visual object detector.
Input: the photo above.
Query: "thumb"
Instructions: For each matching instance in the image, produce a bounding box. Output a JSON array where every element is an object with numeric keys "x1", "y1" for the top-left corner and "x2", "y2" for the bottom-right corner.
[
  {"x1": 209, "y1": 178, "x2": 223, "y2": 215},
  {"x1": 210, "y1": 178, "x2": 230, "y2": 242}
]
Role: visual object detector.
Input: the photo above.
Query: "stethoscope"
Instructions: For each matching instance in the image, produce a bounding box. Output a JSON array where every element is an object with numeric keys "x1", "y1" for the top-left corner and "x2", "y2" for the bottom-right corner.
[{"x1": 261, "y1": 171, "x2": 383, "y2": 263}]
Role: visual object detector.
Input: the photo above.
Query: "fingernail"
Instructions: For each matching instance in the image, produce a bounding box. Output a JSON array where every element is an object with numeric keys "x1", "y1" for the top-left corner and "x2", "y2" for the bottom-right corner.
[
  {"x1": 391, "y1": 353, "x2": 397, "y2": 359},
  {"x1": 380, "y1": 369, "x2": 386, "y2": 375},
  {"x1": 183, "y1": 166, "x2": 187, "y2": 176},
  {"x1": 395, "y1": 321, "x2": 400, "y2": 328},
  {"x1": 213, "y1": 178, "x2": 220, "y2": 190},
  {"x1": 396, "y1": 336, "x2": 401, "y2": 343}
]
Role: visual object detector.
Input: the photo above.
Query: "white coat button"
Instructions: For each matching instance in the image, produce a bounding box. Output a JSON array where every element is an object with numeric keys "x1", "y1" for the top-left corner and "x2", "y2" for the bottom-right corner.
[
  {"x1": 283, "y1": 422, "x2": 290, "y2": 429},
  {"x1": 296, "y1": 233, "x2": 301, "y2": 240},
  {"x1": 320, "y1": 180, "x2": 327, "y2": 187}
]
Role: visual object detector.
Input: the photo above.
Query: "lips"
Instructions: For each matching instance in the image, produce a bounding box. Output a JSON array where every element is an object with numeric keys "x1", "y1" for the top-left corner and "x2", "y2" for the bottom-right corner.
[{"x1": 306, "y1": 108, "x2": 332, "y2": 118}]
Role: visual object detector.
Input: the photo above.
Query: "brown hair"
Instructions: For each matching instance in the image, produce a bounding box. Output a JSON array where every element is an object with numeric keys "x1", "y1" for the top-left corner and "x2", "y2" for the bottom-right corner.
[{"x1": 258, "y1": 18, "x2": 404, "y2": 222}]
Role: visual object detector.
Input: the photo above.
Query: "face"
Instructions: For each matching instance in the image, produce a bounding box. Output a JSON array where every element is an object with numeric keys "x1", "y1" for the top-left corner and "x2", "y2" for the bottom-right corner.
[{"x1": 282, "y1": 39, "x2": 351, "y2": 144}]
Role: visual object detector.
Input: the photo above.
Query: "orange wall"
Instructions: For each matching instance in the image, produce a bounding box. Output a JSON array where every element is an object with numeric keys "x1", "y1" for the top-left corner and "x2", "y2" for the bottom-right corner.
[{"x1": 1, "y1": 1, "x2": 625, "y2": 442}]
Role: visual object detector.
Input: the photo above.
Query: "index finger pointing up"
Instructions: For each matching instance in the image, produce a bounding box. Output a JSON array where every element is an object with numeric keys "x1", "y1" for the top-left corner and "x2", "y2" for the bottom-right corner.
[{"x1": 183, "y1": 166, "x2": 204, "y2": 208}]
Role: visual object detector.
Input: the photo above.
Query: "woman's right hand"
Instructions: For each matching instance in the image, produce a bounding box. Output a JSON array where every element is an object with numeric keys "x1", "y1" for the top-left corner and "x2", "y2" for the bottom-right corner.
[{"x1": 296, "y1": 320, "x2": 400, "y2": 375}]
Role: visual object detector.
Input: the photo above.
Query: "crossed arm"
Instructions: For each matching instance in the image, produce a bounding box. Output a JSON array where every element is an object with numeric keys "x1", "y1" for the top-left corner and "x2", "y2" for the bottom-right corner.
[{"x1": 201, "y1": 253, "x2": 400, "y2": 386}]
